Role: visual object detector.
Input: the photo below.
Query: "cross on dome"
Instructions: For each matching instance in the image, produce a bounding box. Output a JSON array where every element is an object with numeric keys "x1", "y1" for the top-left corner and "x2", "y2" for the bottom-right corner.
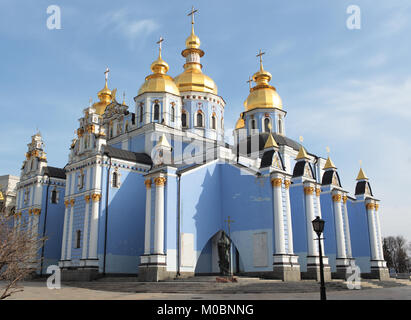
[{"x1": 256, "y1": 49, "x2": 265, "y2": 70}]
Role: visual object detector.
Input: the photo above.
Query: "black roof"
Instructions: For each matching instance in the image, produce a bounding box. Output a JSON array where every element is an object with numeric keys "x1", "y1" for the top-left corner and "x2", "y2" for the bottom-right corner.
[
  {"x1": 355, "y1": 180, "x2": 373, "y2": 196},
  {"x1": 260, "y1": 149, "x2": 285, "y2": 169},
  {"x1": 321, "y1": 170, "x2": 341, "y2": 187},
  {"x1": 43, "y1": 166, "x2": 66, "y2": 179},
  {"x1": 292, "y1": 161, "x2": 306, "y2": 178},
  {"x1": 103, "y1": 145, "x2": 153, "y2": 166},
  {"x1": 238, "y1": 132, "x2": 302, "y2": 155}
]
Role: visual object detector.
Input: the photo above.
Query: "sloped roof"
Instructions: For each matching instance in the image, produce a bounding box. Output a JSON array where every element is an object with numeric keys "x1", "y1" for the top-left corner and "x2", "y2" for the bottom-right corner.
[
  {"x1": 103, "y1": 145, "x2": 152, "y2": 166},
  {"x1": 43, "y1": 166, "x2": 66, "y2": 179}
]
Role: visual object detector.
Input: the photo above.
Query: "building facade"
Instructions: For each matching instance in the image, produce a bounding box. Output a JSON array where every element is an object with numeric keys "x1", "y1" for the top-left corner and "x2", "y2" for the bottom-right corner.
[{"x1": 12, "y1": 14, "x2": 388, "y2": 281}]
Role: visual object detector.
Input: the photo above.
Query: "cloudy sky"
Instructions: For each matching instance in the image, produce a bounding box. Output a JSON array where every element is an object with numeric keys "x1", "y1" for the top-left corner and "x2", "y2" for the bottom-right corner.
[{"x1": 0, "y1": 0, "x2": 410, "y2": 240}]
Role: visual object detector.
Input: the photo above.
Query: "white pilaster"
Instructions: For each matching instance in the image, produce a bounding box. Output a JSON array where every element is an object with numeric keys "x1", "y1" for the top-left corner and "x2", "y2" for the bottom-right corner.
[
  {"x1": 366, "y1": 202, "x2": 379, "y2": 260},
  {"x1": 332, "y1": 193, "x2": 347, "y2": 259},
  {"x1": 88, "y1": 193, "x2": 101, "y2": 259},
  {"x1": 81, "y1": 195, "x2": 91, "y2": 259},
  {"x1": 66, "y1": 200, "x2": 75, "y2": 260},
  {"x1": 153, "y1": 176, "x2": 166, "y2": 254},
  {"x1": 272, "y1": 176, "x2": 286, "y2": 254},
  {"x1": 284, "y1": 180, "x2": 294, "y2": 254},
  {"x1": 144, "y1": 179, "x2": 152, "y2": 254},
  {"x1": 61, "y1": 202, "x2": 70, "y2": 260},
  {"x1": 342, "y1": 196, "x2": 352, "y2": 258},
  {"x1": 304, "y1": 184, "x2": 317, "y2": 256},
  {"x1": 374, "y1": 203, "x2": 384, "y2": 260}
]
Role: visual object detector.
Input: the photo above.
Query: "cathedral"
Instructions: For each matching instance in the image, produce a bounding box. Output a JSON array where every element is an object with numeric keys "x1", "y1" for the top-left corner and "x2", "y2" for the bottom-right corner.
[{"x1": 12, "y1": 10, "x2": 389, "y2": 282}]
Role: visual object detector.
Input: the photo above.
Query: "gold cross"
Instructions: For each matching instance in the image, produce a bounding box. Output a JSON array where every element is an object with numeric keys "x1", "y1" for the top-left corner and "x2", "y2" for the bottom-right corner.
[
  {"x1": 104, "y1": 67, "x2": 110, "y2": 82},
  {"x1": 156, "y1": 36, "x2": 164, "y2": 52},
  {"x1": 246, "y1": 76, "x2": 253, "y2": 89},
  {"x1": 187, "y1": 6, "x2": 198, "y2": 25},
  {"x1": 256, "y1": 49, "x2": 265, "y2": 69},
  {"x1": 224, "y1": 215, "x2": 235, "y2": 236}
]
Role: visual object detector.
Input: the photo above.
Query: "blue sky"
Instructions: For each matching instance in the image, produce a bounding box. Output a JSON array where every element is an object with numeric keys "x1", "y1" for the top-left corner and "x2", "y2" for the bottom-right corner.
[{"x1": 0, "y1": 0, "x2": 410, "y2": 239}]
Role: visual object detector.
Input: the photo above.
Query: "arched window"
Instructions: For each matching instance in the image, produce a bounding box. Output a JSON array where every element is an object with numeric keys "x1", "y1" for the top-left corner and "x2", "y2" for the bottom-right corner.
[
  {"x1": 196, "y1": 112, "x2": 203, "y2": 127},
  {"x1": 250, "y1": 119, "x2": 256, "y2": 130},
  {"x1": 264, "y1": 118, "x2": 270, "y2": 133},
  {"x1": 112, "y1": 171, "x2": 118, "y2": 188},
  {"x1": 171, "y1": 105, "x2": 175, "y2": 122},
  {"x1": 51, "y1": 189, "x2": 57, "y2": 204},
  {"x1": 154, "y1": 103, "x2": 160, "y2": 121},
  {"x1": 76, "y1": 230, "x2": 81, "y2": 248},
  {"x1": 211, "y1": 114, "x2": 216, "y2": 130},
  {"x1": 139, "y1": 105, "x2": 143, "y2": 123},
  {"x1": 221, "y1": 117, "x2": 224, "y2": 130},
  {"x1": 181, "y1": 112, "x2": 187, "y2": 128}
]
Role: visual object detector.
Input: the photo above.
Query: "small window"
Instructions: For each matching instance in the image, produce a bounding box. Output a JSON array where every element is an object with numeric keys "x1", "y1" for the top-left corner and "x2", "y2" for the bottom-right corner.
[
  {"x1": 139, "y1": 106, "x2": 143, "y2": 123},
  {"x1": 251, "y1": 119, "x2": 256, "y2": 130},
  {"x1": 154, "y1": 104, "x2": 160, "y2": 121},
  {"x1": 75, "y1": 230, "x2": 81, "y2": 249},
  {"x1": 78, "y1": 171, "x2": 85, "y2": 190},
  {"x1": 211, "y1": 115, "x2": 216, "y2": 130},
  {"x1": 278, "y1": 118, "x2": 283, "y2": 134},
  {"x1": 171, "y1": 105, "x2": 175, "y2": 122},
  {"x1": 264, "y1": 118, "x2": 270, "y2": 132},
  {"x1": 51, "y1": 190, "x2": 57, "y2": 204},
  {"x1": 182, "y1": 112, "x2": 187, "y2": 128},
  {"x1": 196, "y1": 112, "x2": 203, "y2": 127},
  {"x1": 112, "y1": 171, "x2": 120, "y2": 188}
]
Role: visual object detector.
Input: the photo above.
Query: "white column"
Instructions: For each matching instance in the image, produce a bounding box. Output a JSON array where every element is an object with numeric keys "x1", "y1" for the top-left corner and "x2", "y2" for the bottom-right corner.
[
  {"x1": 61, "y1": 202, "x2": 70, "y2": 260},
  {"x1": 88, "y1": 194, "x2": 101, "y2": 259},
  {"x1": 374, "y1": 203, "x2": 384, "y2": 260},
  {"x1": 272, "y1": 177, "x2": 286, "y2": 254},
  {"x1": 366, "y1": 202, "x2": 379, "y2": 260},
  {"x1": 144, "y1": 179, "x2": 152, "y2": 254},
  {"x1": 342, "y1": 196, "x2": 352, "y2": 258},
  {"x1": 66, "y1": 199, "x2": 75, "y2": 260},
  {"x1": 284, "y1": 180, "x2": 294, "y2": 254},
  {"x1": 81, "y1": 196, "x2": 91, "y2": 259},
  {"x1": 315, "y1": 187, "x2": 325, "y2": 250},
  {"x1": 304, "y1": 185, "x2": 317, "y2": 256},
  {"x1": 332, "y1": 193, "x2": 347, "y2": 259},
  {"x1": 153, "y1": 177, "x2": 166, "y2": 254}
]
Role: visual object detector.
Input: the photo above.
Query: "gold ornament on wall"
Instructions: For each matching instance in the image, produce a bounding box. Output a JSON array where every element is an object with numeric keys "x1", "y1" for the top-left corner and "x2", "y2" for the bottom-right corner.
[
  {"x1": 283, "y1": 180, "x2": 291, "y2": 189},
  {"x1": 154, "y1": 177, "x2": 167, "y2": 186},
  {"x1": 144, "y1": 179, "x2": 152, "y2": 189},
  {"x1": 271, "y1": 178, "x2": 282, "y2": 187},
  {"x1": 304, "y1": 186, "x2": 314, "y2": 195}
]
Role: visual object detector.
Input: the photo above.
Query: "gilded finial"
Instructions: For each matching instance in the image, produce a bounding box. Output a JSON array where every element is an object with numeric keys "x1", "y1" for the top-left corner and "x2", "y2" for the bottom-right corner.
[
  {"x1": 247, "y1": 76, "x2": 253, "y2": 90},
  {"x1": 188, "y1": 6, "x2": 198, "y2": 34},
  {"x1": 356, "y1": 167, "x2": 368, "y2": 181},
  {"x1": 156, "y1": 36, "x2": 164, "y2": 58},
  {"x1": 326, "y1": 146, "x2": 330, "y2": 154},
  {"x1": 256, "y1": 49, "x2": 265, "y2": 71},
  {"x1": 299, "y1": 136, "x2": 304, "y2": 143},
  {"x1": 264, "y1": 124, "x2": 278, "y2": 149},
  {"x1": 89, "y1": 98, "x2": 92, "y2": 107},
  {"x1": 122, "y1": 91, "x2": 126, "y2": 105},
  {"x1": 104, "y1": 67, "x2": 110, "y2": 87}
]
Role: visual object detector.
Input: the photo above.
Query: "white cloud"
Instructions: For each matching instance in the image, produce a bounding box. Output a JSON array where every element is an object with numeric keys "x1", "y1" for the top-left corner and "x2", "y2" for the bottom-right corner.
[{"x1": 101, "y1": 9, "x2": 159, "y2": 49}]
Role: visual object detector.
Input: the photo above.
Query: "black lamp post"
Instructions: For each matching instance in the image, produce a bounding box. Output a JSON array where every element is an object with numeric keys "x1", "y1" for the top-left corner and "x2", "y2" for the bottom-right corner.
[{"x1": 312, "y1": 216, "x2": 326, "y2": 301}]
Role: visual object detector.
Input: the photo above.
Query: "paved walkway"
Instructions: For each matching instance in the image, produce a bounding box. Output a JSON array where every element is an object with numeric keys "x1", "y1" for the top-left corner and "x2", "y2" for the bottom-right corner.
[{"x1": 2, "y1": 277, "x2": 411, "y2": 300}]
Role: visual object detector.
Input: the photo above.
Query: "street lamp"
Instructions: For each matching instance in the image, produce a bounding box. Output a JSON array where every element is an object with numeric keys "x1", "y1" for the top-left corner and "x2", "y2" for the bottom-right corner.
[{"x1": 312, "y1": 216, "x2": 327, "y2": 301}]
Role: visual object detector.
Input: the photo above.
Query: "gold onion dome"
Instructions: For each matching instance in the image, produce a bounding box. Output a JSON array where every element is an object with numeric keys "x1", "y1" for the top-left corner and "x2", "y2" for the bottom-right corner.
[
  {"x1": 93, "y1": 75, "x2": 113, "y2": 115},
  {"x1": 138, "y1": 45, "x2": 180, "y2": 97},
  {"x1": 244, "y1": 57, "x2": 282, "y2": 111},
  {"x1": 174, "y1": 22, "x2": 217, "y2": 94}
]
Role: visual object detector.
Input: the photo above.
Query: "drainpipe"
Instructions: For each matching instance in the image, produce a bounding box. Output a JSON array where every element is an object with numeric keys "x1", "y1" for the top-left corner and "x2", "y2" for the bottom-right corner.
[
  {"x1": 176, "y1": 172, "x2": 181, "y2": 278},
  {"x1": 39, "y1": 174, "x2": 51, "y2": 276},
  {"x1": 103, "y1": 156, "x2": 112, "y2": 275}
]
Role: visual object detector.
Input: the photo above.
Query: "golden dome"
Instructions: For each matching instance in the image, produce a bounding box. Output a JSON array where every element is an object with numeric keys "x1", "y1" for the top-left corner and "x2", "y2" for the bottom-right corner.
[
  {"x1": 174, "y1": 24, "x2": 217, "y2": 94},
  {"x1": 138, "y1": 50, "x2": 180, "y2": 97},
  {"x1": 243, "y1": 62, "x2": 282, "y2": 111},
  {"x1": 93, "y1": 79, "x2": 113, "y2": 115}
]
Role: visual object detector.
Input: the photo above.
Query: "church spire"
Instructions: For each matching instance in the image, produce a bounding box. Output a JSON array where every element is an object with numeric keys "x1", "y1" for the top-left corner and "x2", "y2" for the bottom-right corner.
[{"x1": 356, "y1": 167, "x2": 368, "y2": 181}]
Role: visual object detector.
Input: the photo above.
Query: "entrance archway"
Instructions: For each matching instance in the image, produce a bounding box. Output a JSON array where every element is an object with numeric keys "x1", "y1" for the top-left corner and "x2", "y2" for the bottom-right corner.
[{"x1": 195, "y1": 230, "x2": 244, "y2": 275}]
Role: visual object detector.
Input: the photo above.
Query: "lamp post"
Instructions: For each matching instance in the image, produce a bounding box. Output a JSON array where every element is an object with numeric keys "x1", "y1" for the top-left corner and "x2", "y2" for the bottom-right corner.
[{"x1": 312, "y1": 216, "x2": 326, "y2": 301}]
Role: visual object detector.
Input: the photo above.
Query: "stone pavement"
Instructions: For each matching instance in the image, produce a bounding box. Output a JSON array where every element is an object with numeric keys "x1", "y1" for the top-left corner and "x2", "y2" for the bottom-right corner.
[{"x1": 2, "y1": 276, "x2": 411, "y2": 300}]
